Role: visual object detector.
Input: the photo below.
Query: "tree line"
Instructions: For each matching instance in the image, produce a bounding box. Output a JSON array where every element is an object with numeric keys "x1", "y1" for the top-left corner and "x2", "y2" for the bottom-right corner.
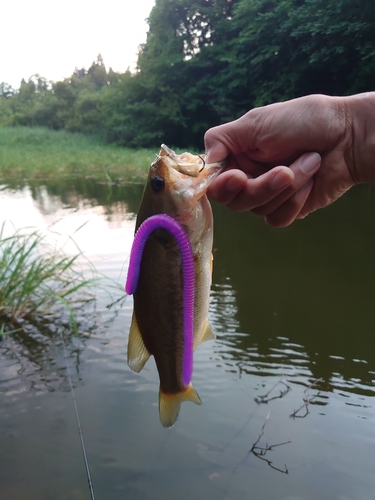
[{"x1": 1, "y1": 0, "x2": 374, "y2": 149}]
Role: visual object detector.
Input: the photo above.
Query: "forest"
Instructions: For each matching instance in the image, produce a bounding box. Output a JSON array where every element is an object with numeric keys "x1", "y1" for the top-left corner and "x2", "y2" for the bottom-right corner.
[{"x1": 1, "y1": 0, "x2": 374, "y2": 149}]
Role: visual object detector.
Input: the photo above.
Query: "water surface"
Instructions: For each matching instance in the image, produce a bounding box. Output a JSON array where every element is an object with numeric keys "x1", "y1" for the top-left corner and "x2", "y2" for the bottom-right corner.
[{"x1": 0, "y1": 179, "x2": 374, "y2": 500}]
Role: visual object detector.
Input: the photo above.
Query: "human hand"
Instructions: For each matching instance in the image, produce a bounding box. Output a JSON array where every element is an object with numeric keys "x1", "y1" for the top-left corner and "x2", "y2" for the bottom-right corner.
[{"x1": 205, "y1": 94, "x2": 361, "y2": 227}]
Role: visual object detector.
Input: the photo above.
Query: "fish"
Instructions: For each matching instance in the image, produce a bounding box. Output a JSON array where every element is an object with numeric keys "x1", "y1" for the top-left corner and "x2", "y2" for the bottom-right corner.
[{"x1": 126, "y1": 144, "x2": 224, "y2": 427}]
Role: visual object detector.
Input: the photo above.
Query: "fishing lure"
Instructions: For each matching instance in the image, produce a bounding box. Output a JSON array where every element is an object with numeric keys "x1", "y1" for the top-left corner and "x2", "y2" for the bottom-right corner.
[{"x1": 125, "y1": 213, "x2": 195, "y2": 387}]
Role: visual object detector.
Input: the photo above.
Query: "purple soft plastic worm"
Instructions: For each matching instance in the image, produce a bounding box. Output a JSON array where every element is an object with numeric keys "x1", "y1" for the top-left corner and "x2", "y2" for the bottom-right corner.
[{"x1": 125, "y1": 214, "x2": 195, "y2": 387}]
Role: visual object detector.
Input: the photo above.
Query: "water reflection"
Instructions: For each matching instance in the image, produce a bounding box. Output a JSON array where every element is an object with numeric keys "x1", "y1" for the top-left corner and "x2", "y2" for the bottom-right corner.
[
  {"x1": 210, "y1": 192, "x2": 375, "y2": 401},
  {"x1": 26, "y1": 178, "x2": 143, "y2": 220},
  {"x1": 2, "y1": 178, "x2": 374, "y2": 399},
  {"x1": 0, "y1": 304, "x2": 114, "y2": 399},
  {"x1": 1, "y1": 179, "x2": 375, "y2": 500},
  {"x1": 0, "y1": 179, "x2": 130, "y2": 401}
]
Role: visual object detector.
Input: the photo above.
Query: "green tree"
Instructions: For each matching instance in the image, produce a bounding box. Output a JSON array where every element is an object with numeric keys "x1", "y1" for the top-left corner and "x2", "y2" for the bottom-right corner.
[
  {"x1": 103, "y1": 0, "x2": 236, "y2": 148},
  {"x1": 2, "y1": 0, "x2": 374, "y2": 149},
  {"x1": 87, "y1": 54, "x2": 108, "y2": 89},
  {"x1": 0, "y1": 82, "x2": 14, "y2": 99},
  {"x1": 220, "y1": 0, "x2": 375, "y2": 111}
]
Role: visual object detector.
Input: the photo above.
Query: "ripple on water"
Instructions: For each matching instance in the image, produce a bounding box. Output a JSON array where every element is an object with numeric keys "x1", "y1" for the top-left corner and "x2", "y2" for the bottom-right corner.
[{"x1": 2, "y1": 181, "x2": 375, "y2": 500}]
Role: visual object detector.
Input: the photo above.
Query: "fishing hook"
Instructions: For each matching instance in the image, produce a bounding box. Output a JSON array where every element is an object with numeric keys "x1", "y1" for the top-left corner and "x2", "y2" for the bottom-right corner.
[{"x1": 197, "y1": 154, "x2": 205, "y2": 172}]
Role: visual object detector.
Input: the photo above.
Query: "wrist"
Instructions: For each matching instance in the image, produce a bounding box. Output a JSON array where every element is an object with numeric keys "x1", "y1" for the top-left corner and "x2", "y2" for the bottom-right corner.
[{"x1": 343, "y1": 92, "x2": 375, "y2": 184}]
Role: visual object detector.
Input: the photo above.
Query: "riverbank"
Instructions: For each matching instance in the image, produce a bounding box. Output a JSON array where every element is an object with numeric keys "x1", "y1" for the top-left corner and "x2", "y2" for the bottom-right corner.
[{"x1": 0, "y1": 126, "x2": 155, "y2": 182}]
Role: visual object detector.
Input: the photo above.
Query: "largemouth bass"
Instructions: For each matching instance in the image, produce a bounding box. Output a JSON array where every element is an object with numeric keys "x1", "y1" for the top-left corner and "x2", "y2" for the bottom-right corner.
[{"x1": 127, "y1": 144, "x2": 223, "y2": 427}]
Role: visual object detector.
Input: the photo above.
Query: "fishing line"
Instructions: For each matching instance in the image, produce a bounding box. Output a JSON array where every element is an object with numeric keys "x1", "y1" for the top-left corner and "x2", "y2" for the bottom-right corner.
[{"x1": 61, "y1": 331, "x2": 96, "y2": 500}]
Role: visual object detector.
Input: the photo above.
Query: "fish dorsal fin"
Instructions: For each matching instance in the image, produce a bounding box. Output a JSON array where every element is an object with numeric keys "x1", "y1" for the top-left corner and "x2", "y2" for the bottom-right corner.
[
  {"x1": 127, "y1": 313, "x2": 151, "y2": 373},
  {"x1": 200, "y1": 322, "x2": 216, "y2": 344},
  {"x1": 159, "y1": 384, "x2": 202, "y2": 428}
]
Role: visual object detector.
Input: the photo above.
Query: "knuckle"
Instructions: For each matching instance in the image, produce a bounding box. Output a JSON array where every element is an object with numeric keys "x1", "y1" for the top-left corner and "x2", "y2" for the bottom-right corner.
[{"x1": 203, "y1": 127, "x2": 218, "y2": 146}]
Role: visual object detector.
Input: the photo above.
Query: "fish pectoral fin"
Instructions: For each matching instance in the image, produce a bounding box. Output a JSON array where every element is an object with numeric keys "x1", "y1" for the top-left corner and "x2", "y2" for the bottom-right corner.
[
  {"x1": 200, "y1": 322, "x2": 216, "y2": 344},
  {"x1": 127, "y1": 313, "x2": 151, "y2": 373},
  {"x1": 159, "y1": 384, "x2": 202, "y2": 428}
]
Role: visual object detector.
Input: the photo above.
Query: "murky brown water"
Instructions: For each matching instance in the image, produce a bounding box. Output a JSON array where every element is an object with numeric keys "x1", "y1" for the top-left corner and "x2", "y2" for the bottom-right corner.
[{"x1": 0, "y1": 179, "x2": 374, "y2": 500}]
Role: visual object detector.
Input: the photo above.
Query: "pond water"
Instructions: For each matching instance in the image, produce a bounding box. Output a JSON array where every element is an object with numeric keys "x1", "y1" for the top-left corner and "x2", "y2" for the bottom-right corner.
[{"x1": 0, "y1": 178, "x2": 374, "y2": 500}]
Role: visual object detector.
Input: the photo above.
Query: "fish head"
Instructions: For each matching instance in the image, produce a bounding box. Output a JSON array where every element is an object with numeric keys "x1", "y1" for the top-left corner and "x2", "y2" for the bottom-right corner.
[{"x1": 137, "y1": 145, "x2": 225, "y2": 239}]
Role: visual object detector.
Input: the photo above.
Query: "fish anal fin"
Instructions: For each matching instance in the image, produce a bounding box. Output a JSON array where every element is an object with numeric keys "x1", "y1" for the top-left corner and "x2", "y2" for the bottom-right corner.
[
  {"x1": 159, "y1": 384, "x2": 202, "y2": 428},
  {"x1": 200, "y1": 322, "x2": 216, "y2": 344},
  {"x1": 127, "y1": 313, "x2": 151, "y2": 373}
]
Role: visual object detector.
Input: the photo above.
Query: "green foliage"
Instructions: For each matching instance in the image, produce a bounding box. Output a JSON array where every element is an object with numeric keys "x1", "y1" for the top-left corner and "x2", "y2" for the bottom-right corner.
[
  {"x1": 0, "y1": 224, "x2": 95, "y2": 326},
  {"x1": 204, "y1": 0, "x2": 375, "y2": 114},
  {"x1": 0, "y1": 126, "x2": 153, "y2": 181},
  {"x1": 0, "y1": 82, "x2": 14, "y2": 99},
  {"x1": 0, "y1": 221, "x2": 126, "y2": 336},
  {"x1": 1, "y1": 1, "x2": 374, "y2": 149}
]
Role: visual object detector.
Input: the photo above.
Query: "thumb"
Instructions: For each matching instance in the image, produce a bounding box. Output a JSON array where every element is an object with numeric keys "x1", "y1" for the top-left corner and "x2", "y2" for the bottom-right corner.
[{"x1": 204, "y1": 127, "x2": 230, "y2": 164}]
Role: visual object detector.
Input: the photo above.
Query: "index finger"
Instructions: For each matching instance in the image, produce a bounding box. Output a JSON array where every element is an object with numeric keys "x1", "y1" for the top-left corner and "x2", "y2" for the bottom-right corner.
[{"x1": 204, "y1": 127, "x2": 231, "y2": 164}]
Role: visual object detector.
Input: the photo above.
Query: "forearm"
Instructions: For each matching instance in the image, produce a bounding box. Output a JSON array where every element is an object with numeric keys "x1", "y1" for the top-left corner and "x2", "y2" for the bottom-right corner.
[{"x1": 344, "y1": 92, "x2": 375, "y2": 184}]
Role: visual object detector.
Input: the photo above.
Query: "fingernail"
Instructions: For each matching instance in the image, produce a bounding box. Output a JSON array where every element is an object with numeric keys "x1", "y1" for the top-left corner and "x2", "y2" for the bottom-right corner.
[
  {"x1": 204, "y1": 149, "x2": 213, "y2": 163},
  {"x1": 300, "y1": 152, "x2": 321, "y2": 175},
  {"x1": 204, "y1": 144, "x2": 228, "y2": 164}
]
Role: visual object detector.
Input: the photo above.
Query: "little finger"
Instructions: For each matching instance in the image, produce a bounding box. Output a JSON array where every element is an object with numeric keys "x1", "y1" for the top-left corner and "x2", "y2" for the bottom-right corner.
[
  {"x1": 265, "y1": 179, "x2": 314, "y2": 228},
  {"x1": 224, "y1": 167, "x2": 295, "y2": 212},
  {"x1": 251, "y1": 152, "x2": 321, "y2": 216}
]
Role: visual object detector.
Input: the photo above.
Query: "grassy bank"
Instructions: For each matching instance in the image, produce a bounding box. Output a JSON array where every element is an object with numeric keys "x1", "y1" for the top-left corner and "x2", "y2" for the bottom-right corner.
[{"x1": 0, "y1": 127, "x2": 155, "y2": 182}]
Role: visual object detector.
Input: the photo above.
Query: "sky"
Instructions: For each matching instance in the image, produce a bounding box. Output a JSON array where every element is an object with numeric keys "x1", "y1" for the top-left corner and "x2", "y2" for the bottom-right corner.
[{"x1": 2, "y1": 0, "x2": 155, "y2": 89}]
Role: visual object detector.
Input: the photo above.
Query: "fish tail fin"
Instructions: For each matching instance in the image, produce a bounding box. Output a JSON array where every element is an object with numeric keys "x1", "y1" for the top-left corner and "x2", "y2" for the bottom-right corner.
[{"x1": 159, "y1": 384, "x2": 202, "y2": 428}]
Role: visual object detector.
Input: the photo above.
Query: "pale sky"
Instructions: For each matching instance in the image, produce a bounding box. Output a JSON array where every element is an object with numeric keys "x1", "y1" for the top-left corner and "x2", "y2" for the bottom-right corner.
[{"x1": 2, "y1": 0, "x2": 155, "y2": 89}]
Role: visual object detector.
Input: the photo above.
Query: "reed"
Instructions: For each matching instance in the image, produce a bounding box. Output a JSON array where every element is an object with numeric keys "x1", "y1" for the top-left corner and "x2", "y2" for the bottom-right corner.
[
  {"x1": 0, "y1": 126, "x2": 153, "y2": 182},
  {"x1": 0, "y1": 223, "x2": 120, "y2": 333}
]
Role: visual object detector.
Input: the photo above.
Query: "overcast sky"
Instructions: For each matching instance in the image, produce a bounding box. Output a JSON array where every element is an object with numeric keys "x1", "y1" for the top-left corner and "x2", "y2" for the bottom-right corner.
[{"x1": 2, "y1": 0, "x2": 155, "y2": 89}]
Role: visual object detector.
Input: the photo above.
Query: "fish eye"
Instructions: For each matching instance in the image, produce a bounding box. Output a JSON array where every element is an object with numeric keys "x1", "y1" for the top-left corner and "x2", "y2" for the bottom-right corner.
[{"x1": 150, "y1": 175, "x2": 165, "y2": 192}]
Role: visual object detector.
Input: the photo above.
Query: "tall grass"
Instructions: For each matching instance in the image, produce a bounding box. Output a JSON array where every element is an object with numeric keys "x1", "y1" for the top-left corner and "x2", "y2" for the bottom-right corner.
[
  {"x1": 0, "y1": 223, "x2": 121, "y2": 332},
  {"x1": 0, "y1": 126, "x2": 154, "y2": 182}
]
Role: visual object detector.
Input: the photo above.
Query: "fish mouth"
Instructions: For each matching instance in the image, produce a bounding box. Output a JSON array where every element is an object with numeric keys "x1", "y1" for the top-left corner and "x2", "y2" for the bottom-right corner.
[{"x1": 159, "y1": 144, "x2": 225, "y2": 199}]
